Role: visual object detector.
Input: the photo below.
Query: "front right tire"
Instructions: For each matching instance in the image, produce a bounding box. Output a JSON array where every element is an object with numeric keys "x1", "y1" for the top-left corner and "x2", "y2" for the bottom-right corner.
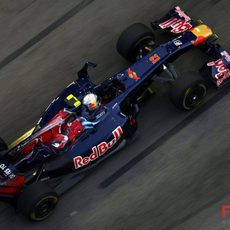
[{"x1": 170, "y1": 72, "x2": 208, "y2": 110}]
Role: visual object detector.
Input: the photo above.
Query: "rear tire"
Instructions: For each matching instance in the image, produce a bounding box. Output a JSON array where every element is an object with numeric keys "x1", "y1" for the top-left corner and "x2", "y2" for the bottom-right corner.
[
  {"x1": 170, "y1": 72, "x2": 207, "y2": 110},
  {"x1": 17, "y1": 182, "x2": 58, "y2": 221},
  {"x1": 116, "y1": 23, "x2": 155, "y2": 62}
]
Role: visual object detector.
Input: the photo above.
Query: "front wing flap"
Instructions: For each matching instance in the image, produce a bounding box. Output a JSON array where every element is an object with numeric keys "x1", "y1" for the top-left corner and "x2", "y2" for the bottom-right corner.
[{"x1": 206, "y1": 43, "x2": 230, "y2": 87}]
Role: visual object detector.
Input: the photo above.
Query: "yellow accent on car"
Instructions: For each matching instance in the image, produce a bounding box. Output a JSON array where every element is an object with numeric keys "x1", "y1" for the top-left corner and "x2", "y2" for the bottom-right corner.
[
  {"x1": 66, "y1": 94, "x2": 81, "y2": 107},
  {"x1": 191, "y1": 24, "x2": 213, "y2": 39},
  {"x1": 9, "y1": 127, "x2": 35, "y2": 149}
]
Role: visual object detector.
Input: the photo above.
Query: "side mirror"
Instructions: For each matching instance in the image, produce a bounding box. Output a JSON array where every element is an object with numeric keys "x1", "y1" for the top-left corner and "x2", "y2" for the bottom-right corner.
[
  {"x1": 87, "y1": 61, "x2": 97, "y2": 68},
  {"x1": 0, "y1": 137, "x2": 8, "y2": 152},
  {"x1": 78, "y1": 62, "x2": 97, "y2": 79}
]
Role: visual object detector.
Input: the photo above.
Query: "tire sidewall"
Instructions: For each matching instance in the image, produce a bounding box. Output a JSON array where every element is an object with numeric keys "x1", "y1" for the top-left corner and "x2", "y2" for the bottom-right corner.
[
  {"x1": 116, "y1": 23, "x2": 155, "y2": 62},
  {"x1": 128, "y1": 34, "x2": 155, "y2": 61},
  {"x1": 181, "y1": 82, "x2": 207, "y2": 110},
  {"x1": 170, "y1": 72, "x2": 208, "y2": 110},
  {"x1": 29, "y1": 194, "x2": 59, "y2": 221},
  {"x1": 17, "y1": 182, "x2": 59, "y2": 221}
]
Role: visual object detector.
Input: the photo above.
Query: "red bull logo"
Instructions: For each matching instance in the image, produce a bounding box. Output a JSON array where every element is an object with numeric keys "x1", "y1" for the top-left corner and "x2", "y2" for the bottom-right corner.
[
  {"x1": 73, "y1": 126, "x2": 123, "y2": 169},
  {"x1": 207, "y1": 58, "x2": 230, "y2": 86},
  {"x1": 159, "y1": 18, "x2": 192, "y2": 34},
  {"x1": 127, "y1": 68, "x2": 140, "y2": 81}
]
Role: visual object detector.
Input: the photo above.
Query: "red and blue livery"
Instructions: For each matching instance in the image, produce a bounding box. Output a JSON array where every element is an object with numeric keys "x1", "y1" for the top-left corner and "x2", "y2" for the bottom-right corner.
[{"x1": 0, "y1": 6, "x2": 229, "y2": 221}]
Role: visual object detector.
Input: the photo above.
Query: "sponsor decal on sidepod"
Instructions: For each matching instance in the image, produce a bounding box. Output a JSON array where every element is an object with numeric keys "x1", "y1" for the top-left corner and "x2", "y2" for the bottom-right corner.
[{"x1": 73, "y1": 126, "x2": 123, "y2": 169}]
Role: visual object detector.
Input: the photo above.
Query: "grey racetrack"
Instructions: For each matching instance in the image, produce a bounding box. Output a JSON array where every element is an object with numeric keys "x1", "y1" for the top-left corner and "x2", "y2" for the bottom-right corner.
[{"x1": 0, "y1": 0, "x2": 229, "y2": 229}]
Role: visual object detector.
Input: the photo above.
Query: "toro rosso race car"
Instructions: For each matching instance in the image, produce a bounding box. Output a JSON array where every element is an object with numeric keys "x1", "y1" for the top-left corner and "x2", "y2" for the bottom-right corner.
[{"x1": 0, "y1": 6, "x2": 229, "y2": 221}]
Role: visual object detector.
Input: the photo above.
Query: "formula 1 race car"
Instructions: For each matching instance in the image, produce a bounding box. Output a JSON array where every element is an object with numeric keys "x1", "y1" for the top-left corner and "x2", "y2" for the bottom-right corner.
[{"x1": 0, "y1": 6, "x2": 229, "y2": 221}]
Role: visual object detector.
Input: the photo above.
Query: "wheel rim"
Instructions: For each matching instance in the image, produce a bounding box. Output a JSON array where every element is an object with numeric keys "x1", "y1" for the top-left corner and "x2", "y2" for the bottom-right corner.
[
  {"x1": 31, "y1": 196, "x2": 58, "y2": 220},
  {"x1": 183, "y1": 84, "x2": 207, "y2": 110},
  {"x1": 133, "y1": 37, "x2": 155, "y2": 60}
]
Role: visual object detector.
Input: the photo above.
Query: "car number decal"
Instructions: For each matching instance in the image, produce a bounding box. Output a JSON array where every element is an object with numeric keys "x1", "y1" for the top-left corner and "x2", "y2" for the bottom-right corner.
[
  {"x1": 66, "y1": 94, "x2": 81, "y2": 108},
  {"x1": 149, "y1": 54, "x2": 161, "y2": 64}
]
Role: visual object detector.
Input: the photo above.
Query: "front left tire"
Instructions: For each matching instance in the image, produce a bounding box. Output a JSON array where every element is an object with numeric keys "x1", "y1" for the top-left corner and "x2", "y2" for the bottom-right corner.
[
  {"x1": 117, "y1": 23, "x2": 155, "y2": 62},
  {"x1": 17, "y1": 182, "x2": 58, "y2": 221}
]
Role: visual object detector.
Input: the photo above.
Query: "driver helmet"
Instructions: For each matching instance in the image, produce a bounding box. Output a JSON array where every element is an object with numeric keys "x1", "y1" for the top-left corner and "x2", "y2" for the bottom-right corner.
[{"x1": 82, "y1": 93, "x2": 101, "y2": 111}]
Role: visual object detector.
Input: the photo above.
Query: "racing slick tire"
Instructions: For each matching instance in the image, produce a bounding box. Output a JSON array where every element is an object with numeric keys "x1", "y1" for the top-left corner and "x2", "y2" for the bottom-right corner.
[
  {"x1": 117, "y1": 23, "x2": 155, "y2": 62},
  {"x1": 17, "y1": 182, "x2": 58, "y2": 221},
  {"x1": 170, "y1": 72, "x2": 208, "y2": 110}
]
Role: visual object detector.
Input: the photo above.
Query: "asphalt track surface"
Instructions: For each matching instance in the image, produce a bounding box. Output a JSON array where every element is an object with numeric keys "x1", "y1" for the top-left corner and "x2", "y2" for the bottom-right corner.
[{"x1": 0, "y1": 0, "x2": 229, "y2": 229}]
